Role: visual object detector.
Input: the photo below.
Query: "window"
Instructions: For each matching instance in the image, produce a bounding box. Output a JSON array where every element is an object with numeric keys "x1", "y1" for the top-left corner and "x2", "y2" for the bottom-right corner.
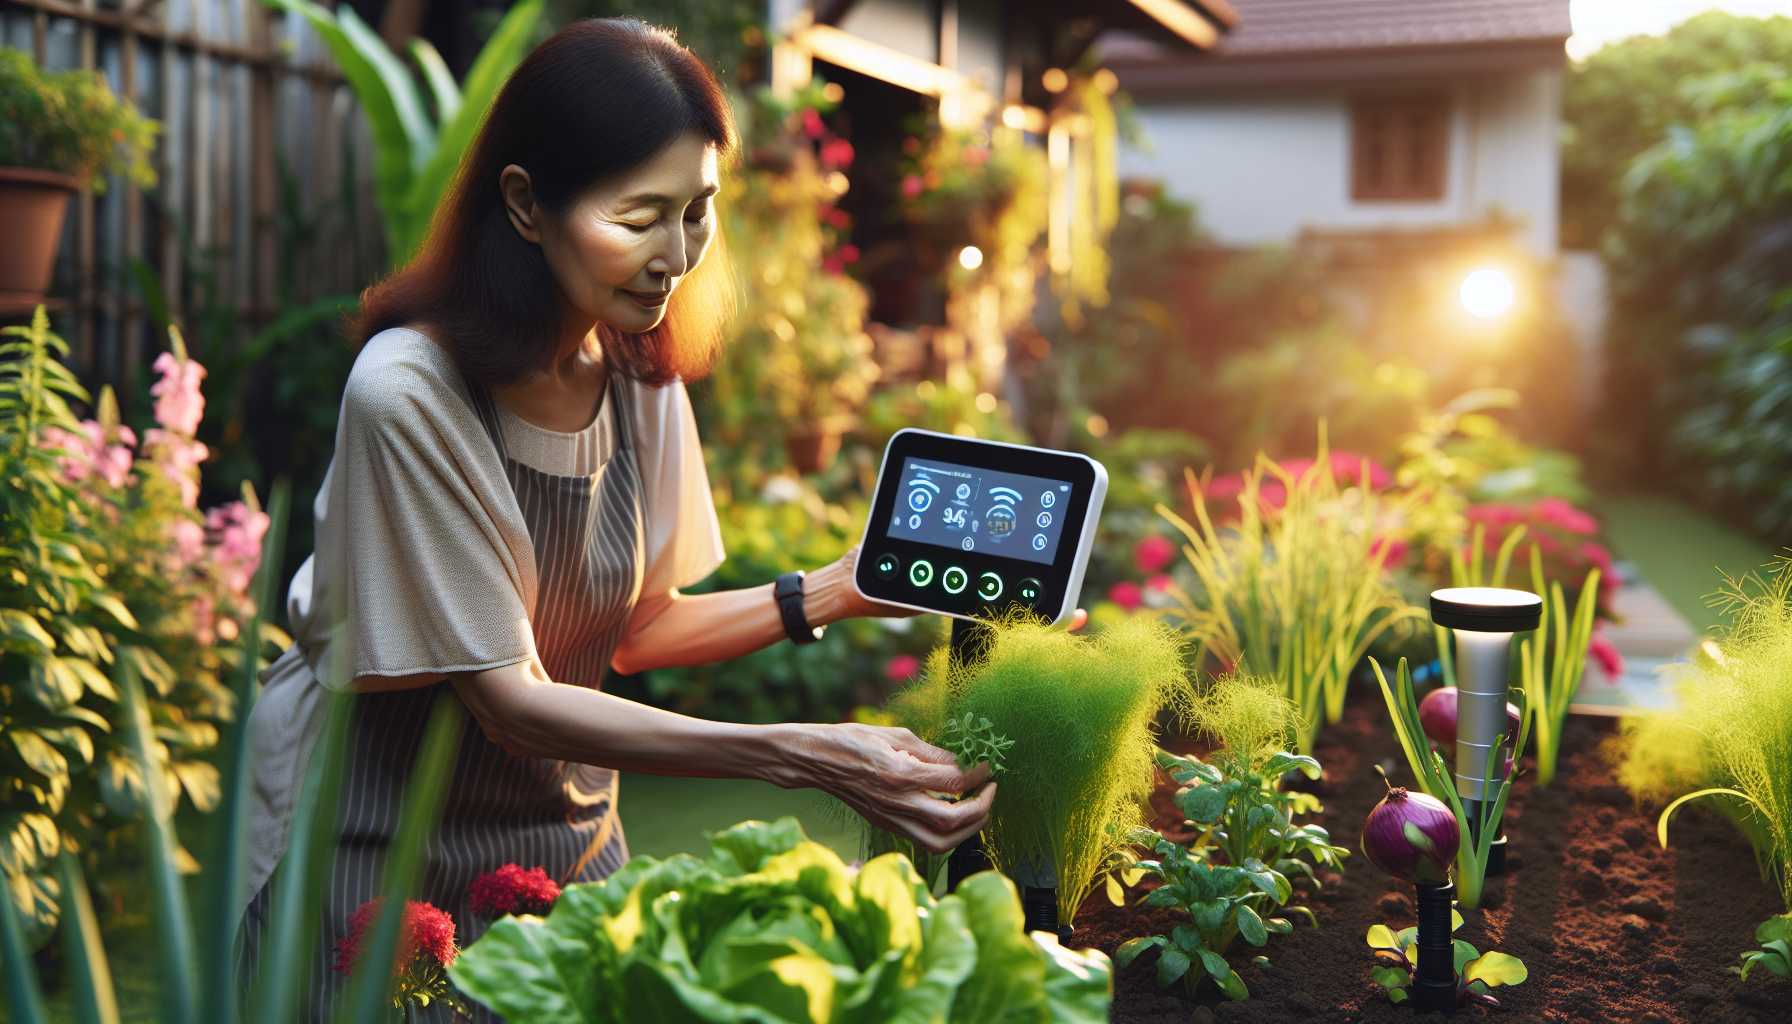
[{"x1": 1350, "y1": 96, "x2": 1449, "y2": 201}]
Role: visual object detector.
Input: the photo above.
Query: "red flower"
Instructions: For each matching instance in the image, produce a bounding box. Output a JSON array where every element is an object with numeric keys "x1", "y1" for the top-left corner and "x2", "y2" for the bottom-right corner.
[
  {"x1": 468, "y1": 864, "x2": 562, "y2": 918},
  {"x1": 1108, "y1": 581, "x2": 1143, "y2": 611},
  {"x1": 901, "y1": 174, "x2": 924, "y2": 199},
  {"x1": 819, "y1": 138, "x2": 855, "y2": 170},
  {"x1": 1146, "y1": 574, "x2": 1173, "y2": 593},
  {"x1": 884, "y1": 654, "x2": 921, "y2": 681},
  {"x1": 837, "y1": 244, "x2": 860, "y2": 265},
  {"x1": 822, "y1": 206, "x2": 851, "y2": 229},
  {"x1": 333, "y1": 899, "x2": 457, "y2": 976},
  {"x1": 1589, "y1": 630, "x2": 1623, "y2": 681},
  {"x1": 800, "y1": 109, "x2": 825, "y2": 139},
  {"x1": 1134, "y1": 535, "x2": 1176, "y2": 575}
]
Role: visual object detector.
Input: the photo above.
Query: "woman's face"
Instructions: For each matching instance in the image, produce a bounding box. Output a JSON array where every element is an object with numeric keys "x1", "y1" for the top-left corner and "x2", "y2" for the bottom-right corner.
[{"x1": 528, "y1": 133, "x2": 720, "y2": 335}]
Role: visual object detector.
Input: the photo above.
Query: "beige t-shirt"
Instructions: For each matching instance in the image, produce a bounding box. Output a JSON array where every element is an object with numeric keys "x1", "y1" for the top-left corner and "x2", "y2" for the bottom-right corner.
[{"x1": 240, "y1": 327, "x2": 724, "y2": 913}]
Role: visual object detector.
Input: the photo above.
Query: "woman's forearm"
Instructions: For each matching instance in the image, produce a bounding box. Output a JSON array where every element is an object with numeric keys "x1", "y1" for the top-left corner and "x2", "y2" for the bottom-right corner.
[
  {"x1": 455, "y1": 663, "x2": 797, "y2": 780},
  {"x1": 610, "y1": 558, "x2": 860, "y2": 674}
]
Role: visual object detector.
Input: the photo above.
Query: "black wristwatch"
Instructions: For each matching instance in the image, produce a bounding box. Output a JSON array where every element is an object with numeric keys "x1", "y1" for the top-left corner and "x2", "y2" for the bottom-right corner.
[{"x1": 775, "y1": 571, "x2": 826, "y2": 645}]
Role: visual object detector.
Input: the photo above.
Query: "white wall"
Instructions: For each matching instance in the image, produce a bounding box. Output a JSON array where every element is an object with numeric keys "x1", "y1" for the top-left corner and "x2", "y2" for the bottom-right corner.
[{"x1": 1120, "y1": 68, "x2": 1563, "y2": 256}]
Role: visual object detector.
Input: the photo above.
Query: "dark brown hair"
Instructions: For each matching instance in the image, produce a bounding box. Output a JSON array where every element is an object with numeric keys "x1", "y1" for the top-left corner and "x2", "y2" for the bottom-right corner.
[{"x1": 354, "y1": 18, "x2": 737, "y2": 389}]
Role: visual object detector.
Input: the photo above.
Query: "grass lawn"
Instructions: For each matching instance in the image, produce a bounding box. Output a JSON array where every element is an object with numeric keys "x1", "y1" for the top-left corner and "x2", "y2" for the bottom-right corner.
[{"x1": 1597, "y1": 492, "x2": 1779, "y2": 633}]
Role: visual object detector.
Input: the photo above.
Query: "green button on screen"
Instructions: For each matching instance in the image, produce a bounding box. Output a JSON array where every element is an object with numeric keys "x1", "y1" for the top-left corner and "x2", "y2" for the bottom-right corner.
[
  {"x1": 1017, "y1": 578, "x2": 1042, "y2": 604},
  {"x1": 909, "y1": 560, "x2": 934, "y2": 587},
  {"x1": 874, "y1": 553, "x2": 900, "y2": 578},
  {"x1": 978, "y1": 572, "x2": 1003, "y2": 601},
  {"x1": 942, "y1": 567, "x2": 969, "y2": 594}
]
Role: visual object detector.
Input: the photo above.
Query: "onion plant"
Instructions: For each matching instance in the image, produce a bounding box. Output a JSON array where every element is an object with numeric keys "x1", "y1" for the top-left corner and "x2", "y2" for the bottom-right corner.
[
  {"x1": 1517, "y1": 546, "x2": 1600, "y2": 787},
  {"x1": 1159, "y1": 436, "x2": 1422, "y2": 753},
  {"x1": 1649, "y1": 557, "x2": 1792, "y2": 979},
  {"x1": 1372, "y1": 657, "x2": 1529, "y2": 910},
  {"x1": 874, "y1": 615, "x2": 1191, "y2": 924}
]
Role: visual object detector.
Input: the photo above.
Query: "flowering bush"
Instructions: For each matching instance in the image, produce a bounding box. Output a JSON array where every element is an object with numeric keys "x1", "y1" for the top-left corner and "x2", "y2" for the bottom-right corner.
[
  {"x1": 0, "y1": 309, "x2": 284, "y2": 946},
  {"x1": 334, "y1": 898, "x2": 463, "y2": 1014},
  {"x1": 467, "y1": 863, "x2": 561, "y2": 918},
  {"x1": 1465, "y1": 498, "x2": 1619, "y2": 617}
]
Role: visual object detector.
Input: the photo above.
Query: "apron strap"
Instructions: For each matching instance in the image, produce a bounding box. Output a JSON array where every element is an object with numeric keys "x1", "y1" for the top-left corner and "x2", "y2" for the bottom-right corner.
[{"x1": 561, "y1": 772, "x2": 622, "y2": 884}]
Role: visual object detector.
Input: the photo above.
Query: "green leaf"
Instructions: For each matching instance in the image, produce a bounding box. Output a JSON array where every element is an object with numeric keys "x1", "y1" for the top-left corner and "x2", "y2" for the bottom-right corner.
[
  {"x1": 1265, "y1": 917, "x2": 1293, "y2": 935},
  {"x1": 1193, "y1": 899, "x2": 1228, "y2": 933},
  {"x1": 0, "y1": 609, "x2": 56, "y2": 654},
  {"x1": 1453, "y1": 938, "x2": 1480, "y2": 975},
  {"x1": 10, "y1": 732, "x2": 68, "y2": 783},
  {"x1": 1756, "y1": 914, "x2": 1792, "y2": 945},
  {"x1": 1, "y1": 868, "x2": 51, "y2": 1022},
  {"x1": 1372, "y1": 965, "x2": 1410, "y2": 990},
  {"x1": 1235, "y1": 903, "x2": 1268, "y2": 947},
  {"x1": 1034, "y1": 932, "x2": 1113, "y2": 1024},
  {"x1": 1452, "y1": 908, "x2": 1465, "y2": 931},
  {"x1": 0, "y1": 814, "x2": 60, "y2": 875},
  {"x1": 1156, "y1": 947, "x2": 1191, "y2": 987},
  {"x1": 27, "y1": 658, "x2": 82, "y2": 709},
  {"x1": 55, "y1": 855, "x2": 118, "y2": 1024},
  {"x1": 1464, "y1": 950, "x2": 1529, "y2": 987},
  {"x1": 1198, "y1": 947, "x2": 1229, "y2": 981},
  {"x1": 1658, "y1": 787, "x2": 1756, "y2": 849},
  {"x1": 1104, "y1": 872, "x2": 1125, "y2": 906},
  {"x1": 174, "y1": 761, "x2": 222, "y2": 813},
  {"x1": 1177, "y1": 783, "x2": 1227, "y2": 823},
  {"x1": 1244, "y1": 864, "x2": 1292, "y2": 905},
  {"x1": 1389, "y1": 986, "x2": 1410, "y2": 1004},
  {"x1": 86, "y1": 593, "x2": 138, "y2": 631},
  {"x1": 1215, "y1": 967, "x2": 1248, "y2": 1001},
  {"x1": 1262, "y1": 752, "x2": 1322, "y2": 780},
  {"x1": 1114, "y1": 936, "x2": 1163, "y2": 969},
  {"x1": 952, "y1": 871, "x2": 1051, "y2": 1020},
  {"x1": 408, "y1": 38, "x2": 461, "y2": 125},
  {"x1": 1366, "y1": 923, "x2": 1399, "y2": 950}
]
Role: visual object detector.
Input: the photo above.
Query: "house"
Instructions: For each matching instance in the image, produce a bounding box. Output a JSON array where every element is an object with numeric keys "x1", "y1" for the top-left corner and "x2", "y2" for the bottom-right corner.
[
  {"x1": 1101, "y1": 0, "x2": 1571, "y2": 258},
  {"x1": 765, "y1": 1, "x2": 1238, "y2": 382}
]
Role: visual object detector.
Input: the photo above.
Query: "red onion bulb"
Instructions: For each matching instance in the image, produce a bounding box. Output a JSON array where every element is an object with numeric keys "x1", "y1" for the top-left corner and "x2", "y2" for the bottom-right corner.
[
  {"x1": 1418, "y1": 687, "x2": 1521, "y2": 777},
  {"x1": 1362, "y1": 772, "x2": 1460, "y2": 884}
]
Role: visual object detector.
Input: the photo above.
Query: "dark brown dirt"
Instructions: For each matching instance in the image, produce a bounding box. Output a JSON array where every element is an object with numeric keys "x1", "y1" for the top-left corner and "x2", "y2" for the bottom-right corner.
[{"x1": 1070, "y1": 693, "x2": 1792, "y2": 1022}]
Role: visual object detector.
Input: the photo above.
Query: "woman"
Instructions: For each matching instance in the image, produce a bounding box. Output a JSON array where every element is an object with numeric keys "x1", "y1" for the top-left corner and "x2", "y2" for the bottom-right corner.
[{"x1": 238, "y1": 18, "x2": 995, "y2": 1014}]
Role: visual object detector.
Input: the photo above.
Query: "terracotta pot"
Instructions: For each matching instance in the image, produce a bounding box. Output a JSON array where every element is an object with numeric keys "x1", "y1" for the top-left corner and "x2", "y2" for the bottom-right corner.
[
  {"x1": 784, "y1": 419, "x2": 850, "y2": 474},
  {"x1": 0, "y1": 168, "x2": 79, "y2": 312}
]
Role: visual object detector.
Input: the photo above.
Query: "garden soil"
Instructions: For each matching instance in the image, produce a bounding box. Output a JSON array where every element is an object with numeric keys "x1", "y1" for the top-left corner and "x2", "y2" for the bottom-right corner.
[{"x1": 1069, "y1": 694, "x2": 1792, "y2": 1023}]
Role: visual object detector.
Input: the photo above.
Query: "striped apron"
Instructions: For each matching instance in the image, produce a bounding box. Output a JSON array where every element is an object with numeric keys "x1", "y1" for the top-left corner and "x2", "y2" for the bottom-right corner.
[{"x1": 241, "y1": 371, "x2": 645, "y2": 1020}]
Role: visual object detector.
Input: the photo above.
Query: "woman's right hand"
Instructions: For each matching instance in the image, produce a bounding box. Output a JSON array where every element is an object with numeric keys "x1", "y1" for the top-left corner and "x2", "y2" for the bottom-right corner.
[{"x1": 766, "y1": 723, "x2": 995, "y2": 854}]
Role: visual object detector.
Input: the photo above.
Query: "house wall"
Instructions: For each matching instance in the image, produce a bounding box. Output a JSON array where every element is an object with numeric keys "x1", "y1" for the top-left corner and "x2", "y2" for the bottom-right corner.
[{"x1": 1119, "y1": 67, "x2": 1563, "y2": 256}]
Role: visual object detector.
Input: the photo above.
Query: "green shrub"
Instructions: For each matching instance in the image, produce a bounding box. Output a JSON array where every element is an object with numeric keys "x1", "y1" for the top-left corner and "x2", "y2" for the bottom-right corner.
[
  {"x1": 0, "y1": 49, "x2": 157, "y2": 189},
  {"x1": 450, "y1": 817, "x2": 1113, "y2": 1023},
  {"x1": 1639, "y1": 557, "x2": 1792, "y2": 976},
  {"x1": 877, "y1": 615, "x2": 1191, "y2": 923}
]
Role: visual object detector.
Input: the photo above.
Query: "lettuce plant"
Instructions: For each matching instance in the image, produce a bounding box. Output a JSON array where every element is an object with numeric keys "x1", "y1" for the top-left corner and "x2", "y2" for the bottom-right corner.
[
  {"x1": 1366, "y1": 911, "x2": 1527, "y2": 1007},
  {"x1": 450, "y1": 817, "x2": 1112, "y2": 1023},
  {"x1": 1111, "y1": 676, "x2": 1347, "y2": 1001}
]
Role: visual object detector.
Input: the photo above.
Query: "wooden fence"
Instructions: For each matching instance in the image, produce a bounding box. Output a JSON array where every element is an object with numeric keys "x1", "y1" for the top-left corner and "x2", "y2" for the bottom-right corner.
[{"x1": 1, "y1": 0, "x2": 385, "y2": 389}]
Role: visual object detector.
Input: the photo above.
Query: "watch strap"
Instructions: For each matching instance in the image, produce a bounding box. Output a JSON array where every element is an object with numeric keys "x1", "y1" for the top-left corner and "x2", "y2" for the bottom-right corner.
[{"x1": 775, "y1": 571, "x2": 824, "y2": 645}]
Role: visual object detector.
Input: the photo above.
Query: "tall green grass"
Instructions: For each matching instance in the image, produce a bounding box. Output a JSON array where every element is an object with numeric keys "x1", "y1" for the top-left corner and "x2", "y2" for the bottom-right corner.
[
  {"x1": 1159, "y1": 437, "x2": 1422, "y2": 753},
  {"x1": 877, "y1": 615, "x2": 1192, "y2": 923}
]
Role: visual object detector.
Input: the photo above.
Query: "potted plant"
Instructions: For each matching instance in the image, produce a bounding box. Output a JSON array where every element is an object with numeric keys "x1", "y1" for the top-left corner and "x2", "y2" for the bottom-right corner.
[{"x1": 0, "y1": 51, "x2": 157, "y2": 311}]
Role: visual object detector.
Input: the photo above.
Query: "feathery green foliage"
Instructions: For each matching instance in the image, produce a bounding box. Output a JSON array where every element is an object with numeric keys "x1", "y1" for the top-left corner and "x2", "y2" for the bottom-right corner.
[
  {"x1": 1641, "y1": 557, "x2": 1792, "y2": 976},
  {"x1": 878, "y1": 615, "x2": 1190, "y2": 923},
  {"x1": 1160, "y1": 434, "x2": 1423, "y2": 753}
]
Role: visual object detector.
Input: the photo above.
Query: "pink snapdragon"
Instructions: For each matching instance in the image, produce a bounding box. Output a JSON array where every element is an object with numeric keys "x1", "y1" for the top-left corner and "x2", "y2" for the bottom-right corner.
[
  {"x1": 143, "y1": 429, "x2": 209, "y2": 508},
  {"x1": 150, "y1": 351, "x2": 206, "y2": 437},
  {"x1": 1134, "y1": 534, "x2": 1176, "y2": 575},
  {"x1": 40, "y1": 421, "x2": 135, "y2": 488},
  {"x1": 1108, "y1": 581, "x2": 1143, "y2": 611},
  {"x1": 884, "y1": 654, "x2": 921, "y2": 682},
  {"x1": 206, "y1": 501, "x2": 270, "y2": 597}
]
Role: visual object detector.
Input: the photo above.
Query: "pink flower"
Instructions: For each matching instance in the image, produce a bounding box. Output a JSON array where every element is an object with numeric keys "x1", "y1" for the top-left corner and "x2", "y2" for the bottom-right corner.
[
  {"x1": 1326, "y1": 451, "x2": 1391, "y2": 490},
  {"x1": 1133, "y1": 535, "x2": 1175, "y2": 575},
  {"x1": 1368, "y1": 535, "x2": 1409, "y2": 570},
  {"x1": 191, "y1": 593, "x2": 217, "y2": 647},
  {"x1": 333, "y1": 899, "x2": 458, "y2": 976},
  {"x1": 800, "y1": 109, "x2": 825, "y2": 140},
  {"x1": 169, "y1": 518, "x2": 206, "y2": 565},
  {"x1": 884, "y1": 654, "x2": 921, "y2": 681},
  {"x1": 39, "y1": 425, "x2": 94, "y2": 483},
  {"x1": 144, "y1": 429, "x2": 209, "y2": 508},
  {"x1": 207, "y1": 501, "x2": 269, "y2": 596},
  {"x1": 837, "y1": 244, "x2": 860, "y2": 265},
  {"x1": 1534, "y1": 497, "x2": 1598, "y2": 536},
  {"x1": 819, "y1": 138, "x2": 854, "y2": 170},
  {"x1": 901, "y1": 174, "x2": 924, "y2": 199},
  {"x1": 468, "y1": 864, "x2": 561, "y2": 917},
  {"x1": 1108, "y1": 581, "x2": 1143, "y2": 611},
  {"x1": 150, "y1": 351, "x2": 206, "y2": 437},
  {"x1": 1589, "y1": 630, "x2": 1623, "y2": 681},
  {"x1": 822, "y1": 206, "x2": 851, "y2": 229},
  {"x1": 1146, "y1": 574, "x2": 1173, "y2": 593}
]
